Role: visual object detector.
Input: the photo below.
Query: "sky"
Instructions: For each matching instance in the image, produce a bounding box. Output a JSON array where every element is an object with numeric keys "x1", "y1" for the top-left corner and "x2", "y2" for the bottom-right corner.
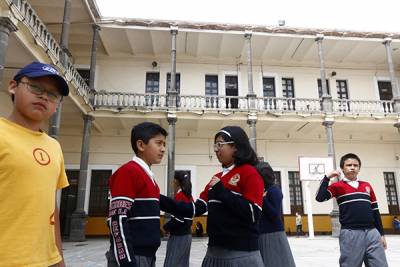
[{"x1": 96, "y1": 0, "x2": 400, "y2": 33}]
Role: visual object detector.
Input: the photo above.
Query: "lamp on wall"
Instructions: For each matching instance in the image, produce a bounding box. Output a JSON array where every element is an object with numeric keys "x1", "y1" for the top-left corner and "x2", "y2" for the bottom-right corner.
[
  {"x1": 331, "y1": 71, "x2": 337, "y2": 77},
  {"x1": 151, "y1": 61, "x2": 158, "y2": 68}
]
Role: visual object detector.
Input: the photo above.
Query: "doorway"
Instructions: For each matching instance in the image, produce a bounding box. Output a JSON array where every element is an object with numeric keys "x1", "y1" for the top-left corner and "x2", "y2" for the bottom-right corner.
[{"x1": 60, "y1": 170, "x2": 79, "y2": 238}]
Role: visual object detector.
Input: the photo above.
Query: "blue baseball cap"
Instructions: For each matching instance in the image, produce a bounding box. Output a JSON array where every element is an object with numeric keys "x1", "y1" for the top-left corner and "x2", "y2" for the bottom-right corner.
[{"x1": 14, "y1": 62, "x2": 69, "y2": 96}]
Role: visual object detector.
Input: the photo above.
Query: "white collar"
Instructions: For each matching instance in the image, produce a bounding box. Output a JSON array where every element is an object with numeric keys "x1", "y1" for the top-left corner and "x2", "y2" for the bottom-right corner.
[
  {"x1": 343, "y1": 176, "x2": 359, "y2": 188},
  {"x1": 222, "y1": 164, "x2": 235, "y2": 177},
  {"x1": 132, "y1": 156, "x2": 155, "y2": 185},
  {"x1": 343, "y1": 176, "x2": 359, "y2": 183}
]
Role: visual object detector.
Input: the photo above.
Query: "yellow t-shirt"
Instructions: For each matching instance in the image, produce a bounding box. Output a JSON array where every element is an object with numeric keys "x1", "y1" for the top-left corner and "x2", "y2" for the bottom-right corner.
[{"x1": 0, "y1": 118, "x2": 69, "y2": 267}]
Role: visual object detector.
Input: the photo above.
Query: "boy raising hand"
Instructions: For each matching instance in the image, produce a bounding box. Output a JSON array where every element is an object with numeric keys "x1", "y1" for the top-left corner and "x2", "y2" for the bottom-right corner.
[{"x1": 316, "y1": 153, "x2": 388, "y2": 267}]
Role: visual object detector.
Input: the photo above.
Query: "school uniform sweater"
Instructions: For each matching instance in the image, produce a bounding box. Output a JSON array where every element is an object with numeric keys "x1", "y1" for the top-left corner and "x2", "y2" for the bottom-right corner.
[
  {"x1": 108, "y1": 158, "x2": 161, "y2": 266},
  {"x1": 163, "y1": 190, "x2": 193, "y2": 235},
  {"x1": 196, "y1": 164, "x2": 264, "y2": 251},
  {"x1": 259, "y1": 185, "x2": 285, "y2": 233},
  {"x1": 316, "y1": 176, "x2": 384, "y2": 235}
]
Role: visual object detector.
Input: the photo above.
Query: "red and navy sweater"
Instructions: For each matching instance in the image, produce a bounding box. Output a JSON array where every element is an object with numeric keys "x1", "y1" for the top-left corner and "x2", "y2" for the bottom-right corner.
[
  {"x1": 163, "y1": 191, "x2": 193, "y2": 236},
  {"x1": 196, "y1": 164, "x2": 264, "y2": 251},
  {"x1": 259, "y1": 185, "x2": 285, "y2": 234},
  {"x1": 316, "y1": 176, "x2": 384, "y2": 235},
  {"x1": 108, "y1": 160, "x2": 161, "y2": 266}
]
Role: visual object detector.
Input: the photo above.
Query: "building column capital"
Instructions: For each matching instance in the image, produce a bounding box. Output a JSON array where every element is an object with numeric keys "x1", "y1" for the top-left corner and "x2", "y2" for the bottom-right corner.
[
  {"x1": 82, "y1": 114, "x2": 94, "y2": 122},
  {"x1": 322, "y1": 118, "x2": 335, "y2": 127},
  {"x1": 315, "y1": 34, "x2": 324, "y2": 42},
  {"x1": 0, "y1": 17, "x2": 18, "y2": 33},
  {"x1": 247, "y1": 112, "x2": 257, "y2": 124},
  {"x1": 92, "y1": 24, "x2": 101, "y2": 32},
  {"x1": 383, "y1": 37, "x2": 392, "y2": 45},
  {"x1": 167, "y1": 112, "x2": 177, "y2": 124},
  {"x1": 244, "y1": 30, "x2": 252, "y2": 39},
  {"x1": 170, "y1": 26, "x2": 178, "y2": 35}
]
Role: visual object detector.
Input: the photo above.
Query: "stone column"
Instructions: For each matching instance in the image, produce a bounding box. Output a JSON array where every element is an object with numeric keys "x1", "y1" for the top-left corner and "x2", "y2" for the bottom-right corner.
[
  {"x1": 88, "y1": 24, "x2": 100, "y2": 106},
  {"x1": 247, "y1": 113, "x2": 257, "y2": 152},
  {"x1": 166, "y1": 27, "x2": 179, "y2": 200},
  {"x1": 167, "y1": 113, "x2": 177, "y2": 199},
  {"x1": 48, "y1": 0, "x2": 72, "y2": 139},
  {"x1": 60, "y1": 0, "x2": 72, "y2": 66},
  {"x1": 316, "y1": 35, "x2": 339, "y2": 237},
  {"x1": 0, "y1": 17, "x2": 17, "y2": 86},
  {"x1": 322, "y1": 119, "x2": 340, "y2": 237},
  {"x1": 168, "y1": 27, "x2": 178, "y2": 108},
  {"x1": 69, "y1": 114, "x2": 94, "y2": 241},
  {"x1": 315, "y1": 34, "x2": 333, "y2": 112},
  {"x1": 245, "y1": 31, "x2": 256, "y2": 109},
  {"x1": 245, "y1": 32, "x2": 257, "y2": 151},
  {"x1": 383, "y1": 38, "x2": 400, "y2": 112}
]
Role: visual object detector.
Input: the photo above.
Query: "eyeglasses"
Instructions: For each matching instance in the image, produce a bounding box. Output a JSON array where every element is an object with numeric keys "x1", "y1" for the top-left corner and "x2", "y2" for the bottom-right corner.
[
  {"x1": 213, "y1": 141, "x2": 234, "y2": 150},
  {"x1": 18, "y1": 81, "x2": 62, "y2": 103}
]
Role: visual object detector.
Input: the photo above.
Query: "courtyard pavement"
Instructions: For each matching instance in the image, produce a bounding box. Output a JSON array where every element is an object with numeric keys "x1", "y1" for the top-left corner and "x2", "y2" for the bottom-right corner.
[{"x1": 63, "y1": 235, "x2": 400, "y2": 267}]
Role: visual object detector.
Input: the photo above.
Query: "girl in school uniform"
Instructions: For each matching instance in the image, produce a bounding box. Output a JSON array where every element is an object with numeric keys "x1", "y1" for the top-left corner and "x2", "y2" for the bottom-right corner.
[
  {"x1": 195, "y1": 126, "x2": 265, "y2": 267},
  {"x1": 255, "y1": 161, "x2": 296, "y2": 267},
  {"x1": 163, "y1": 171, "x2": 193, "y2": 267}
]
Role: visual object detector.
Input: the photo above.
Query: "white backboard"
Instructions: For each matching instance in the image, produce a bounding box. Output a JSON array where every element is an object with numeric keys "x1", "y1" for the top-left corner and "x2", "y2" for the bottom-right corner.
[{"x1": 299, "y1": 157, "x2": 334, "y2": 181}]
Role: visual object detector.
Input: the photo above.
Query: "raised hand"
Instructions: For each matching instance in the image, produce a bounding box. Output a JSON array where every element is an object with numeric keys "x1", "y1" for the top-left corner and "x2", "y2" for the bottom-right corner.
[{"x1": 327, "y1": 170, "x2": 341, "y2": 180}]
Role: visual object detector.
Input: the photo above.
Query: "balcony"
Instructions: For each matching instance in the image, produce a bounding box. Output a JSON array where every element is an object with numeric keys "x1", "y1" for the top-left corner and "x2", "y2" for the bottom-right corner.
[
  {"x1": 93, "y1": 92, "x2": 396, "y2": 116},
  {"x1": 7, "y1": 0, "x2": 92, "y2": 105}
]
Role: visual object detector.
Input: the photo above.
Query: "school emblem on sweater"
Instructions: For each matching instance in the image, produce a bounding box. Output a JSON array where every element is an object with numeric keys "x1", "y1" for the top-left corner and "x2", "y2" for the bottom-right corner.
[
  {"x1": 228, "y1": 174, "x2": 240, "y2": 186},
  {"x1": 365, "y1": 186, "x2": 370, "y2": 194},
  {"x1": 33, "y1": 148, "x2": 51, "y2": 166}
]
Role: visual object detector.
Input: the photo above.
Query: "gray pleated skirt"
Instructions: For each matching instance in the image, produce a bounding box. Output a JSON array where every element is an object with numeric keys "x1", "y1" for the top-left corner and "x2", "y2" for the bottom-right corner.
[
  {"x1": 163, "y1": 234, "x2": 192, "y2": 267},
  {"x1": 259, "y1": 231, "x2": 296, "y2": 267},
  {"x1": 201, "y1": 246, "x2": 264, "y2": 267}
]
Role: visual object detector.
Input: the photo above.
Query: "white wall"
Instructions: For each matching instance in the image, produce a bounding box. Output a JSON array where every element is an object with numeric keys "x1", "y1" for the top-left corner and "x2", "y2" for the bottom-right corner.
[
  {"x1": 94, "y1": 59, "x2": 395, "y2": 101},
  {"x1": 57, "y1": 126, "x2": 400, "y2": 215}
]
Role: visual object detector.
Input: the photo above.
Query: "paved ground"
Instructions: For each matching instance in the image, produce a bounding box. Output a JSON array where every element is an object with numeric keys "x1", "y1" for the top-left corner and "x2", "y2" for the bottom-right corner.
[{"x1": 63, "y1": 235, "x2": 400, "y2": 267}]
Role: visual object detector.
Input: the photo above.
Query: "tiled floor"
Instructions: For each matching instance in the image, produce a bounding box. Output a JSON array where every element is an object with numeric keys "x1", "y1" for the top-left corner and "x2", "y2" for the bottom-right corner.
[{"x1": 63, "y1": 235, "x2": 400, "y2": 267}]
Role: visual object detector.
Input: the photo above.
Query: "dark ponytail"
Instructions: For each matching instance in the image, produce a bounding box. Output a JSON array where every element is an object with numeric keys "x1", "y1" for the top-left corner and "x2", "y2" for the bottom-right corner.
[
  {"x1": 255, "y1": 161, "x2": 275, "y2": 189},
  {"x1": 174, "y1": 171, "x2": 192, "y2": 198}
]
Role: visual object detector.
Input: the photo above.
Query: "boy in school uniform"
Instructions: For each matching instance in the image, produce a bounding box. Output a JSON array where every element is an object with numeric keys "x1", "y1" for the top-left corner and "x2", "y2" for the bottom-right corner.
[
  {"x1": 0, "y1": 62, "x2": 70, "y2": 266},
  {"x1": 316, "y1": 153, "x2": 388, "y2": 267},
  {"x1": 107, "y1": 122, "x2": 168, "y2": 267}
]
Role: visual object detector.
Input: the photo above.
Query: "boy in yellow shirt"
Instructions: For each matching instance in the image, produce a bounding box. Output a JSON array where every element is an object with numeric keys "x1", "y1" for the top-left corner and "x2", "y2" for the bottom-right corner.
[{"x1": 0, "y1": 62, "x2": 70, "y2": 267}]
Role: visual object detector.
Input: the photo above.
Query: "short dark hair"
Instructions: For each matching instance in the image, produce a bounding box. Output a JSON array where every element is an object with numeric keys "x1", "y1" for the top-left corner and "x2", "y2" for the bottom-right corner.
[
  {"x1": 174, "y1": 171, "x2": 192, "y2": 198},
  {"x1": 214, "y1": 126, "x2": 258, "y2": 166},
  {"x1": 340, "y1": 153, "x2": 361, "y2": 169},
  {"x1": 130, "y1": 122, "x2": 167, "y2": 154},
  {"x1": 10, "y1": 77, "x2": 23, "y2": 102},
  {"x1": 255, "y1": 161, "x2": 275, "y2": 189}
]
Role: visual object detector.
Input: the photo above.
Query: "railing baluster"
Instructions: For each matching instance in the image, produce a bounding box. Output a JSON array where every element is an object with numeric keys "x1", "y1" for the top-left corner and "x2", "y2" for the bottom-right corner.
[{"x1": 88, "y1": 92, "x2": 395, "y2": 115}]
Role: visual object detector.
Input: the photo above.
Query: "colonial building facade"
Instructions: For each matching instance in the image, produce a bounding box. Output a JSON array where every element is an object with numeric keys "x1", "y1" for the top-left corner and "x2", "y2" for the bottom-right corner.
[{"x1": 1, "y1": 0, "x2": 399, "y2": 239}]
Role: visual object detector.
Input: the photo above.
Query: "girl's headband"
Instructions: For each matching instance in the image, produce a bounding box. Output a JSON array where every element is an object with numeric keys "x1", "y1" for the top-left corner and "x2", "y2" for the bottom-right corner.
[{"x1": 217, "y1": 130, "x2": 231, "y2": 138}]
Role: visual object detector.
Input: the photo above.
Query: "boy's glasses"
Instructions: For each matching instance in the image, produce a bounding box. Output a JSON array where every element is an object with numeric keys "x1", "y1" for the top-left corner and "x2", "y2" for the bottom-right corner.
[
  {"x1": 19, "y1": 81, "x2": 62, "y2": 103},
  {"x1": 213, "y1": 141, "x2": 234, "y2": 150}
]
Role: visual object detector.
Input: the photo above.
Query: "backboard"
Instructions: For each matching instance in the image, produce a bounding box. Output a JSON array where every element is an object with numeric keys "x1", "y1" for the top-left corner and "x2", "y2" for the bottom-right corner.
[{"x1": 299, "y1": 157, "x2": 334, "y2": 181}]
